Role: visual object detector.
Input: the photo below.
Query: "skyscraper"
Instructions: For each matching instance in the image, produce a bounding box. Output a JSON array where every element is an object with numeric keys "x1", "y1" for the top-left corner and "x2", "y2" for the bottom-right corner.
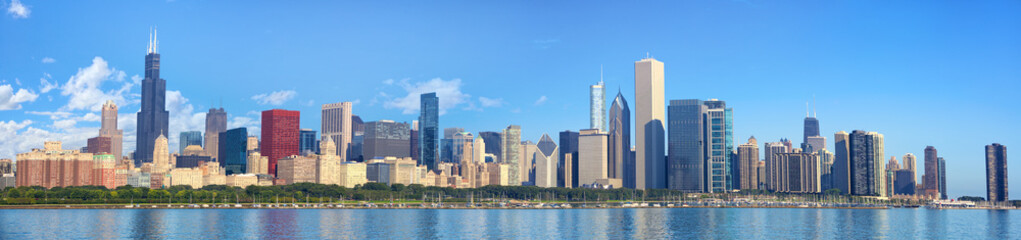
[
  {"x1": 579, "y1": 129, "x2": 611, "y2": 187},
  {"x1": 902, "y1": 153, "x2": 917, "y2": 177},
  {"x1": 704, "y1": 99, "x2": 733, "y2": 192},
  {"x1": 261, "y1": 109, "x2": 300, "y2": 176},
  {"x1": 419, "y1": 93, "x2": 439, "y2": 170},
  {"x1": 558, "y1": 130, "x2": 579, "y2": 188},
  {"x1": 667, "y1": 99, "x2": 706, "y2": 192},
  {"x1": 849, "y1": 130, "x2": 885, "y2": 197},
  {"x1": 923, "y1": 146, "x2": 940, "y2": 198},
  {"x1": 608, "y1": 91, "x2": 632, "y2": 188},
  {"x1": 764, "y1": 141, "x2": 790, "y2": 191},
  {"x1": 803, "y1": 109, "x2": 819, "y2": 146},
  {"x1": 136, "y1": 29, "x2": 169, "y2": 166},
  {"x1": 362, "y1": 120, "x2": 411, "y2": 160},
  {"x1": 590, "y1": 79, "x2": 606, "y2": 132},
  {"x1": 832, "y1": 131, "x2": 851, "y2": 194},
  {"x1": 204, "y1": 107, "x2": 227, "y2": 160},
  {"x1": 938, "y1": 157, "x2": 947, "y2": 200},
  {"x1": 503, "y1": 125, "x2": 521, "y2": 185},
  {"x1": 986, "y1": 143, "x2": 1008, "y2": 202},
  {"x1": 299, "y1": 129, "x2": 318, "y2": 155},
  {"x1": 479, "y1": 132, "x2": 503, "y2": 162},
  {"x1": 219, "y1": 127, "x2": 248, "y2": 175},
  {"x1": 534, "y1": 134, "x2": 559, "y2": 188},
  {"x1": 634, "y1": 57, "x2": 665, "y2": 189},
  {"x1": 99, "y1": 100, "x2": 123, "y2": 161},
  {"x1": 737, "y1": 136, "x2": 759, "y2": 190},
  {"x1": 179, "y1": 131, "x2": 202, "y2": 154},
  {"x1": 322, "y1": 102, "x2": 353, "y2": 161}
]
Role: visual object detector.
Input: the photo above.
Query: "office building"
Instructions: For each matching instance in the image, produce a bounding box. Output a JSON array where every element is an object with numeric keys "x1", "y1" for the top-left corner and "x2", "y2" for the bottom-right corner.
[
  {"x1": 818, "y1": 149, "x2": 834, "y2": 191},
  {"x1": 87, "y1": 136, "x2": 112, "y2": 156},
  {"x1": 219, "y1": 127, "x2": 249, "y2": 175},
  {"x1": 503, "y1": 125, "x2": 522, "y2": 185},
  {"x1": 204, "y1": 107, "x2": 227, "y2": 160},
  {"x1": 558, "y1": 130, "x2": 579, "y2": 188},
  {"x1": 667, "y1": 99, "x2": 706, "y2": 192},
  {"x1": 579, "y1": 129, "x2": 610, "y2": 187},
  {"x1": 590, "y1": 79, "x2": 606, "y2": 132},
  {"x1": 261, "y1": 109, "x2": 300, "y2": 176},
  {"x1": 634, "y1": 57, "x2": 665, "y2": 189},
  {"x1": 276, "y1": 155, "x2": 317, "y2": 185},
  {"x1": 322, "y1": 102, "x2": 353, "y2": 160},
  {"x1": 521, "y1": 140, "x2": 537, "y2": 184},
  {"x1": 479, "y1": 132, "x2": 503, "y2": 163},
  {"x1": 703, "y1": 99, "x2": 733, "y2": 192},
  {"x1": 803, "y1": 108, "x2": 819, "y2": 147},
  {"x1": 299, "y1": 129, "x2": 318, "y2": 155},
  {"x1": 136, "y1": 30, "x2": 169, "y2": 166},
  {"x1": 246, "y1": 151, "x2": 269, "y2": 175},
  {"x1": 832, "y1": 131, "x2": 851, "y2": 195},
  {"x1": 608, "y1": 91, "x2": 631, "y2": 188},
  {"x1": 902, "y1": 153, "x2": 917, "y2": 176},
  {"x1": 419, "y1": 93, "x2": 439, "y2": 170},
  {"x1": 533, "y1": 134, "x2": 559, "y2": 187},
  {"x1": 986, "y1": 143, "x2": 1008, "y2": 202},
  {"x1": 805, "y1": 136, "x2": 827, "y2": 153},
  {"x1": 179, "y1": 131, "x2": 202, "y2": 154},
  {"x1": 773, "y1": 150, "x2": 821, "y2": 193},
  {"x1": 363, "y1": 120, "x2": 411, "y2": 160},
  {"x1": 737, "y1": 136, "x2": 759, "y2": 189},
  {"x1": 939, "y1": 157, "x2": 947, "y2": 199},
  {"x1": 894, "y1": 169, "x2": 916, "y2": 195},
  {"x1": 99, "y1": 100, "x2": 123, "y2": 161}
]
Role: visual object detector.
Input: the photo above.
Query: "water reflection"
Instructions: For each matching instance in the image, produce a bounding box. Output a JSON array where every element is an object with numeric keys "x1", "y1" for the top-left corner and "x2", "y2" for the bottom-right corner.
[{"x1": 0, "y1": 207, "x2": 1018, "y2": 239}]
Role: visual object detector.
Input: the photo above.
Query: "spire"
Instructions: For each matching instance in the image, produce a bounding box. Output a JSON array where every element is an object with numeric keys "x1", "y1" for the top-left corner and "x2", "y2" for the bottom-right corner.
[
  {"x1": 147, "y1": 27, "x2": 153, "y2": 54},
  {"x1": 813, "y1": 94, "x2": 817, "y2": 118},
  {"x1": 154, "y1": 26, "x2": 159, "y2": 53},
  {"x1": 599, "y1": 64, "x2": 604, "y2": 85},
  {"x1": 806, "y1": 102, "x2": 810, "y2": 117}
]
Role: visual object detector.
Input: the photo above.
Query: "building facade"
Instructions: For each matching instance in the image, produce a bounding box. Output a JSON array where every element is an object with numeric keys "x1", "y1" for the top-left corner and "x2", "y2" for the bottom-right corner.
[
  {"x1": 99, "y1": 100, "x2": 124, "y2": 161},
  {"x1": 534, "y1": 134, "x2": 559, "y2": 188},
  {"x1": 634, "y1": 57, "x2": 665, "y2": 189},
  {"x1": 558, "y1": 130, "x2": 579, "y2": 188},
  {"x1": 136, "y1": 31, "x2": 169, "y2": 166},
  {"x1": 608, "y1": 91, "x2": 632, "y2": 188},
  {"x1": 590, "y1": 80, "x2": 606, "y2": 132},
  {"x1": 179, "y1": 131, "x2": 203, "y2": 154},
  {"x1": 737, "y1": 136, "x2": 759, "y2": 190},
  {"x1": 261, "y1": 109, "x2": 300, "y2": 176},
  {"x1": 299, "y1": 129, "x2": 318, "y2": 155},
  {"x1": 986, "y1": 143, "x2": 1007, "y2": 202},
  {"x1": 667, "y1": 99, "x2": 706, "y2": 192},
  {"x1": 322, "y1": 102, "x2": 353, "y2": 160},
  {"x1": 503, "y1": 125, "x2": 522, "y2": 186},
  {"x1": 419, "y1": 93, "x2": 439, "y2": 170},
  {"x1": 204, "y1": 107, "x2": 227, "y2": 160},
  {"x1": 363, "y1": 120, "x2": 411, "y2": 160},
  {"x1": 219, "y1": 127, "x2": 249, "y2": 175}
]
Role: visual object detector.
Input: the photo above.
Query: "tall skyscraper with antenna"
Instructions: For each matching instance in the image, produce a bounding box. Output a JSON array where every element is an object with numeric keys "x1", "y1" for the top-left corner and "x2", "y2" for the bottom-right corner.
[
  {"x1": 135, "y1": 27, "x2": 169, "y2": 166},
  {"x1": 590, "y1": 66, "x2": 606, "y2": 132},
  {"x1": 803, "y1": 99, "x2": 820, "y2": 146}
]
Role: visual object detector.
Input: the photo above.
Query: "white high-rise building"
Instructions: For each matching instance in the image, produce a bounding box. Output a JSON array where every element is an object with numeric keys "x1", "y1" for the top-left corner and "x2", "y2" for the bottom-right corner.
[
  {"x1": 634, "y1": 57, "x2": 665, "y2": 189},
  {"x1": 322, "y1": 102, "x2": 353, "y2": 161},
  {"x1": 534, "y1": 134, "x2": 558, "y2": 188},
  {"x1": 590, "y1": 76, "x2": 606, "y2": 132}
]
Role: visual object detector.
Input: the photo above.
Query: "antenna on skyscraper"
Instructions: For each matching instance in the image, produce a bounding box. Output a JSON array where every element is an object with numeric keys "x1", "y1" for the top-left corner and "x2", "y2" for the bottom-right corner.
[
  {"x1": 806, "y1": 102, "x2": 810, "y2": 118},
  {"x1": 600, "y1": 64, "x2": 604, "y2": 85},
  {"x1": 154, "y1": 26, "x2": 159, "y2": 53},
  {"x1": 812, "y1": 94, "x2": 817, "y2": 118}
]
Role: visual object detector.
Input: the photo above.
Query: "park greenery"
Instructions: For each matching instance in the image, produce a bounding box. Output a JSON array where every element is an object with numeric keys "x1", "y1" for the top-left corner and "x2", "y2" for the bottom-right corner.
[{"x1": 2, "y1": 184, "x2": 1019, "y2": 207}]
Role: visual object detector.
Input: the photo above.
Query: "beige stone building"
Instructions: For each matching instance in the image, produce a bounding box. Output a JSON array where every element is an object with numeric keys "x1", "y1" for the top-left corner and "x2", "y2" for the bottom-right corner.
[
  {"x1": 170, "y1": 167, "x2": 204, "y2": 189},
  {"x1": 226, "y1": 174, "x2": 260, "y2": 188},
  {"x1": 276, "y1": 155, "x2": 317, "y2": 185},
  {"x1": 338, "y1": 162, "x2": 367, "y2": 188},
  {"x1": 579, "y1": 129, "x2": 610, "y2": 187},
  {"x1": 247, "y1": 152, "x2": 269, "y2": 175}
]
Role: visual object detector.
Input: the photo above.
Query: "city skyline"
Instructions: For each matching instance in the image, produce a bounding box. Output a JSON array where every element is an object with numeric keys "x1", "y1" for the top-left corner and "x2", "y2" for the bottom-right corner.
[{"x1": 1, "y1": 1, "x2": 1019, "y2": 198}]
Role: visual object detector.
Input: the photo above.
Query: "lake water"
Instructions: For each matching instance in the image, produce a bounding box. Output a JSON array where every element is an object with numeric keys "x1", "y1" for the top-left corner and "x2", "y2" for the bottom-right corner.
[{"x1": 0, "y1": 208, "x2": 1015, "y2": 239}]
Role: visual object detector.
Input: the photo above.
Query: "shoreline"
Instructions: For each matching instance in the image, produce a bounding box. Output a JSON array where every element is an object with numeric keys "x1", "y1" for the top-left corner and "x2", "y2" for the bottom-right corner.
[{"x1": 0, "y1": 204, "x2": 1006, "y2": 210}]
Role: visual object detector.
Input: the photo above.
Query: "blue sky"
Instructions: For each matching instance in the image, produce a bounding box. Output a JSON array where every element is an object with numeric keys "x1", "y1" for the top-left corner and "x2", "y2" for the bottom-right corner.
[{"x1": 1, "y1": 0, "x2": 1019, "y2": 198}]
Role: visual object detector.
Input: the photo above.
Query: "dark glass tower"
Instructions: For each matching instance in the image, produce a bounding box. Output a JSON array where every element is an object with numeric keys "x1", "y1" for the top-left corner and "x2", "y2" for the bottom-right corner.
[
  {"x1": 803, "y1": 117, "x2": 819, "y2": 144},
  {"x1": 608, "y1": 92, "x2": 632, "y2": 188},
  {"x1": 299, "y1": 129, "x2": 318, "y2": 154},
  {"x1": 667, "y1": 99, "x2": 706, "y2": 192},
  {"x1": 219, "y1": 127, "x2": 248, "y2": 175},
  {"x1": 419, "y1": 93, "x2": 439, "y2": 170},
  {"x1": 135, "y1": 30, "x2": 169, "y2": 166},
  {"x1": 558, "y1": 130, "x2": 579, "y2": 188},
  {"x1": 479, "y1": 132, "x2": 503, "y2": 162},
  {"x1": 985, "y1": 143, "x2": 1008, "y2": 202}
]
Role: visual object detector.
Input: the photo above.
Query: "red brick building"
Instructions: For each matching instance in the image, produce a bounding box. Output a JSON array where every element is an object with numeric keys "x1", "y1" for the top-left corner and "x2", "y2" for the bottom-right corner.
[
  {"x1": 261, "y1": 109, "x2": 300, "y2": 177},
  {"x1": 16, "y1": 141, "x2": 94, "y2": 188}
]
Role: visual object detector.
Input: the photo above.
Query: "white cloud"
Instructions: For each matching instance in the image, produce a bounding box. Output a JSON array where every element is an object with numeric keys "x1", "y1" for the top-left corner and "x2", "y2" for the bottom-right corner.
[
  {"x1": 6, "y1": 0, "x2": 29, "y2": 19},
  {"x1": 39, "y1": 73, "x2": 58, "y2": 93},
  {"x1": 166, "y1": 90, "x2": 208, "y2": 152},
  {"x1": 52, "y1": 119, "x2": 77, "y2": 130},
  {"x1": 41, "y1": 57, "x2": 55, "y2": 64},
  {"x1": 534, "y1": 95, "x2": 548, "y2": 106},
  {"x1": 60, "y1": 57, "x2": 132, "y2": 112},
  {"x1": 478, "y1": 97, "x2": 505, "y2": 107},
  {"x1": 251, "y1": 90, "x2": 296, "y2": 106},
  {"x1": 0, "y1": 84, "x2": 39, "y2": 110},
  {"x1": 228, "y1": 116, "x2": 261, "y2": 138},
  {"x1": 382, "y1": 79, "x2": 394, "y2": 85},
  {"x1": 25, "y1": 111, "x2": 72, "y2": 119},
  {"x1": 0, "y1": 119, "x2": 100, "y2": 160},
  {"x1": 384, "y1": 78, "x2": 470, "y2": 115}
]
